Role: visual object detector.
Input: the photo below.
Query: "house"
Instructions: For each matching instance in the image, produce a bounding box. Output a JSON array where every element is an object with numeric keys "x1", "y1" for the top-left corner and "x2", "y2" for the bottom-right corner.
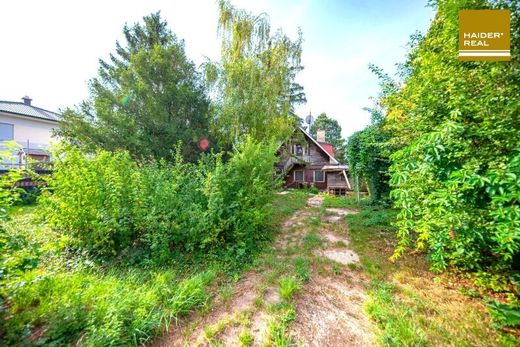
[
  {"x1": 276, "y1": 127, "x2": 351, "y2": 195},
  {"x1": 0, "y1": 96, "x2": 59, "y2": 170}
]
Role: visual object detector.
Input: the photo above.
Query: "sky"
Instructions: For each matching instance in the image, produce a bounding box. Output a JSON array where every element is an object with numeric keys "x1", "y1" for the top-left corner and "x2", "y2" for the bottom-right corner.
[{"x1": 0, "y1": 0, "x2": 434, "y2": 138}]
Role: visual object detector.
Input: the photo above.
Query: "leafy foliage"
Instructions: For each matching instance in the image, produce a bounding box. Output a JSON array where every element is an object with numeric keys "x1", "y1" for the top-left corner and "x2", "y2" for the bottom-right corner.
[
  {"x1": 385, "y1": 0, "x2": 520, "y2": 274},
  {"x1": 346, "y1": 122, "x2": 391, "y2": 204},
  {"x1": 42, "y1": 147, "x2": 139, "y2": 257},
  {"x1": 0, "y1": 145, "x2": 36, "y2": 320},
  {"x1": 40, "y1": 139, "x2": 279, "y2": 263},
  {"x1": 488, "y1": 300, "x2": 520, "y2": 329},
  {"x1": 205, "y1": 0, "x2": 305, "y2": 147},
  {"x1": 57, "y1": 12, "x2": 210, "y2": 162}
]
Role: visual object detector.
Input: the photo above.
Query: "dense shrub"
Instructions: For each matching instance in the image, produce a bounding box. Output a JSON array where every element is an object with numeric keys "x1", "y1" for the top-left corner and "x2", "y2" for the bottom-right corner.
[
  {"x1": 42, "y1": 148, "x2": 139, "y2": 257},
  {"x1": 0, "y1": 148, "x2": 30, "y2": 316},
  {"x1": 384, "y1": 0, "x2": 520, "y2": 274},
  {"x1": 40, "y1": 139, "x2": 279, "y2": 264}
]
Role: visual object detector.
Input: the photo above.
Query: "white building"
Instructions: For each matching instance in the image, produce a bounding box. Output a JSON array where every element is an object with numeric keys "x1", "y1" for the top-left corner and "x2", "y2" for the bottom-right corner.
[{"x1": 0, "y1": 96, "x2": 59, "y2": 169}]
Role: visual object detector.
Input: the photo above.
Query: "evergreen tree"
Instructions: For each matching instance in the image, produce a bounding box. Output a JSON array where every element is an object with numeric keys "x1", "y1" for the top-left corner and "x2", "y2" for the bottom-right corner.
[{"x1": 58, "y1": 12, "x2": 210, "y2": 161}]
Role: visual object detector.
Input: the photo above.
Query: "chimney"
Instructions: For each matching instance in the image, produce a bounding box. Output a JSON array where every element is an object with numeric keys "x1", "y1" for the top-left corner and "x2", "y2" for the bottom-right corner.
[
  {"x1": 316, "y1": 129, "x2": 326, "y2": 143},
  {"x1": 22, "y1": 96, "x2": 32, "y2": 106}
]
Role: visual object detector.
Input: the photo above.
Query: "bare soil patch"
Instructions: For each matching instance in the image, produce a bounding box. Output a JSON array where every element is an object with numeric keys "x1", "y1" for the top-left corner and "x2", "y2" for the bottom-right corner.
[
  {"x1": 322, "y1": 232, "x2": 350, "y2": 245},
  {"x1": 290, "y1": 276, "x2": 374, "y2": 347},
  {"x1": 307, "y1": 195, "x2": 324, "y2": 208},
  {"x1": 317, "y1": 249, "x2": 360, "y2": 265}
]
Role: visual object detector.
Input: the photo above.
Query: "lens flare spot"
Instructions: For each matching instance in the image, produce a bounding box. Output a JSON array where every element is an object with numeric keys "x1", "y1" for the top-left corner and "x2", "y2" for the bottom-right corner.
[{"x1": 198, "y1": 138, "x2": 210, "y2": 151}]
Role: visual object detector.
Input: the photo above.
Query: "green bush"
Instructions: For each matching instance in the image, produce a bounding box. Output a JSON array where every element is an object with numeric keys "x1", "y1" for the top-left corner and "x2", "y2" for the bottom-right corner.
[
  {"x1": 1, "y1": 139, "x2": 281, "y2": 344},
  {"x1": 40, "y1": 139, "x2": 279, "y2": 263},
  {"x1": 41, "y1": 147, "x2": 139, "y2": 257},
  {"x1": 381, "y1": 0, "x2": 520, "y2": 276},
  {"x1": 0, "y1": 145, "x2": 34, "y2": 323}
]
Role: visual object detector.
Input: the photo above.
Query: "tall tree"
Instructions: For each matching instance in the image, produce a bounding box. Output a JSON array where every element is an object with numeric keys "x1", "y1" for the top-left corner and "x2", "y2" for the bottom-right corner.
[
  {"x1": 57, "y1": 12, "x2": 210, "y2": 161},
  {"x1": 205, "y1": 0, "x2": 305, "y2": 147},
  {"x1": 309, "y1": 113, "x2": 346, "y2": 162}
]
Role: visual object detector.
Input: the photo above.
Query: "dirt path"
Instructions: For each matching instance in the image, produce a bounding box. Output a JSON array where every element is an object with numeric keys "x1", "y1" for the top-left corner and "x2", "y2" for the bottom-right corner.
[{"x1": 155, "y1": 195, "x2": 375, "y2": 346}]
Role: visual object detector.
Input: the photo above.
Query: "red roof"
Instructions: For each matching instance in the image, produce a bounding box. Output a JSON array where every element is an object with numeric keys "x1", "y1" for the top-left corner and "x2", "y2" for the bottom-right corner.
[{"x1": 319, "y1": 143, "x2": 335, "y2": 157}]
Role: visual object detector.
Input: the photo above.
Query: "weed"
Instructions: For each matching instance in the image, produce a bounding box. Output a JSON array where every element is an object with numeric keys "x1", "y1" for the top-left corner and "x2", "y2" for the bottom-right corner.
[
  {"x1": 458, "y1": 287, "x2": 480, "y2": 299},
  {"x1": 293, "y1": 256, "x2": 310, "y2": 282},
  {"x1": 204, "y1": 316, "x2": 231, "y2": 341},
  {"x1": 271, "y1": 191, "x2": 308, "y2": 225},
  {"x1": 218, "y1": 283, "x2": 234, "y2": 303},
  {"x1": 266, "y1": 306, "x2": 297, "y2": 347},
  {"x1": 278, "y1": 276, "x2": 301, "y2": 301},
  {"x1": 254, "y1": 296, "x2": 264, "y2": 308},
  {"x1": 322, "y1": 195, "x2": 360, "y2": 208},
  {"x1": 365, "y1": 281, "x2": 427, "y2": 346},
  {"x1": 347, "y1": 263, "x2": 358, "y2": 271},
  {"x1": 333, "y1": 240, "x2": 348, "y2": 248},
  {"x1": 309, "y1": 216, "x2": 320, "y2": 226},
  {"x1": 488, "y1": 301, "x2": 520, "y2": 329},
  {"x1": 347, "y1": 207, "x2": 508, "y2": 346},
  {"x1": 239, "y1": 329, "x2": 254, "y2": 346},
  {"x1": 264, "y1": 270, "x2": 280, "y2": 284},
  {"x1": 236, "y1": 309, "x2": 253, "y2": 327},
  {"x1": 283, "y1": 245, "x2": 299, "y2": 257}
]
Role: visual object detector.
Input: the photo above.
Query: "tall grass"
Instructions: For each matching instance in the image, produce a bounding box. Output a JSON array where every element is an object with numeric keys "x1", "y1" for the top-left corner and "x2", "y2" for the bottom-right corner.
[{"x1": 2, "y1": 256, "x2": 215, "y2": 346}]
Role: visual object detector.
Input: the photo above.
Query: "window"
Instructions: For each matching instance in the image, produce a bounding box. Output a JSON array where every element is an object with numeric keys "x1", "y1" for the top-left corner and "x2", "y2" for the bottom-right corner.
[
  {"x1": 0, "y1": 123, "x2": 14, "y2": 141},
  {"x1": 292, "y1": 144, "x2": 306, "y2": 156},
  {"x1": 314, "y1": 170, "x2": 325, "y2": 182},
  {"x1": 294, "y1": 170, "x2": 304, "y2": 182}
]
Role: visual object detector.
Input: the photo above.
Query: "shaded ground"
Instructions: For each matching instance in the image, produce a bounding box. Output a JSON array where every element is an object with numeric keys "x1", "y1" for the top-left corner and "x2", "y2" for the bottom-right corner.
[{"x1": 154, "y1": 194, "x2": 375, "y2": 346}]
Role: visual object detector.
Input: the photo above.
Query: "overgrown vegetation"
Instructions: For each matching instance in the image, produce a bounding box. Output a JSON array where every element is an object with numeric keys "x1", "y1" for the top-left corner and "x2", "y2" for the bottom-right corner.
[
  {"x1": 346, "y1": 120, "x2": 391, "y2": 205},
  {"x1": 346, "y1": 0, "x2": 520, "y2": 321},
  {"x1": 41, "y1": 139, "x2": 278, "y2": 263},
  {"x1": 0, "y1": 139, "x2": 282, "y2": 345},
  {"x1": 1, "y1": 1, "x2": 310, "y2": 341}
]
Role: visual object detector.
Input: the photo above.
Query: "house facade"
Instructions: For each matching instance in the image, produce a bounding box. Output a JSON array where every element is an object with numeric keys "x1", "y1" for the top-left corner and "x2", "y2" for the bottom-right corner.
[
  {"x1": 276, "y1": 127, "x2": 351, "y2": 195},
  {"x1": 0, "y1": 96, "x2": 59, "y2": 170}
]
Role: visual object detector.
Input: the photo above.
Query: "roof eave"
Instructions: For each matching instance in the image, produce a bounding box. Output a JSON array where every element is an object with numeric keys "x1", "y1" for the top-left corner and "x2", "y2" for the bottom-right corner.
[{"x1": 0, "y1": 110, "x2": 59, "y2": 123}]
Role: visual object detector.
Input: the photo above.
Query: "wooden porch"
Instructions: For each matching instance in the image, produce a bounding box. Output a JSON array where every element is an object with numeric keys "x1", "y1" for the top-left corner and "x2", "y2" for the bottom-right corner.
[{"x1": 327, "y1": 171, "x2": 349, "y2": 196}]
